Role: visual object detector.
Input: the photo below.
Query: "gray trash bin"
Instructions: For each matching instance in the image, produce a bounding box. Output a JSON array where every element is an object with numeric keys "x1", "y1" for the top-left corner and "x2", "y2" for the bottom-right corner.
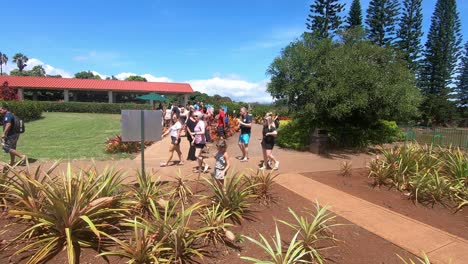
[{"x1": 309, "y1": 129, "x2": 328, "y2": 154}]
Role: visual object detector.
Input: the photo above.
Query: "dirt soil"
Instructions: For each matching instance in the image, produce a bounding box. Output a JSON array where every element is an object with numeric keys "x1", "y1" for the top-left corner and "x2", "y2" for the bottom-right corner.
[
  {"x1": 1, "y1": 180, "x2": 416, "y2": 264},
  {"x1": 302, "y1": 168, "x2": 468, "y2": 241}
]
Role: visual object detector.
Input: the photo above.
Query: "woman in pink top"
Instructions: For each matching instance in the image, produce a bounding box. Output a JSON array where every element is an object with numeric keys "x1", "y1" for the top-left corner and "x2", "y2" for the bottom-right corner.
[{"x1": 191, "y1": 111, "x2": 209, "y2": 173}]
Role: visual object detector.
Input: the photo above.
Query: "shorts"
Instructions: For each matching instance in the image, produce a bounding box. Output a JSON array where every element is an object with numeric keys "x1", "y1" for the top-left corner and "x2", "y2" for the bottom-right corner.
[
  {"x1": 3, "y1": 134, "x2": 19, "y2": 153},
  {"x1": 261, "y1": 140, "x2": 275, "y2": 150},
  {"x1": 239, "y1": 133, "x2": 250, "y2": 144},
  {"x1": 171, "y1": 136, "x2": 181, "y2": 145},
  {"x1": 217, "y1": 126, "x2": 225, "y2": 137},
  {"x1": 213, "y1": 170, "x2": 225, "y2": 180},
  {"x1": 194, "y1": 143, "x2": 206, "y2": 149}
]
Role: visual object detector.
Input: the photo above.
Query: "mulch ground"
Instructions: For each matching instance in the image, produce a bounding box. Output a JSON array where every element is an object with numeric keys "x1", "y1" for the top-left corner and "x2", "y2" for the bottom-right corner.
[
  {"x1": 302, "y1": 168, "x2": 468, "y2": 241},
  {"x1": 1, "y1": 175, "x2": 417, "y2": 264}
]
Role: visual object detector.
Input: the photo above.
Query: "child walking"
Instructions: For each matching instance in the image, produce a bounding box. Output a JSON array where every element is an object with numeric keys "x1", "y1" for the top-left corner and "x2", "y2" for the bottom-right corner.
[{"x1": 213, "y1": 139, "x2": 230, "y2": 184}]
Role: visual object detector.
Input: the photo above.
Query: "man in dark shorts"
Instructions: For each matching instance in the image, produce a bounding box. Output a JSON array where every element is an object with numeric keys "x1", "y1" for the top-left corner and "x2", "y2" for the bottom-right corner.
[
  {"x1": 0, "y1": 105, "x2": 26, "y2": 168},
  {"x1": 216, "y1": 106, "x2": 226, "y2": 138},
  {"x1": 237, "y1": 107, "x2": 252, "y2": 162}
]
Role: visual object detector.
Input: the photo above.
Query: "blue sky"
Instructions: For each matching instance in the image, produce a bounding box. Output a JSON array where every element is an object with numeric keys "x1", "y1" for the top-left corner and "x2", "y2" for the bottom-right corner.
[{"x1": 2, "y1": 0, "x2": 468, "y2": 102}]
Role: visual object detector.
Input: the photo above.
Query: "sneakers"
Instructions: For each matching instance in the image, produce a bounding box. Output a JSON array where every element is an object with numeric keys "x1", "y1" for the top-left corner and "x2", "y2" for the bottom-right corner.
[
  {"x1": 18, "y1": 156, "x2": 27, "y2": 166},
  {"x1": 203, "y1": 164, "x2": 210, "y2": 173},
  {"x1": 273, "y1": 161, "x2": 280, "y2": 170}
]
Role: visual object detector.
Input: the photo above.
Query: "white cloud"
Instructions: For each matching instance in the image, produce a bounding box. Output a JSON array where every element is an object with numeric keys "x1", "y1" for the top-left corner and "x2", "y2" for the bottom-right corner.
[
  {"x1": 3, "y1": 58, "x2": 72, "y2": 78},
  {"x1": 114, "y1": 72, "x2": 172, "y2": 82},
  {"x1": 186, "y1": 76, "x2": 273, "y2": 103},
  {"x1": 91, "y1": 71, "x2": 108, "y2": 79}
]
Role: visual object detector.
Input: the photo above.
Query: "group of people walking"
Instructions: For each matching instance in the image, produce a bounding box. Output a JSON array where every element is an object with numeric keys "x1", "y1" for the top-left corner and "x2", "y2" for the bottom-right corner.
[{"x1": 160, "y1": 104, "x2": 280, "y2": 183}]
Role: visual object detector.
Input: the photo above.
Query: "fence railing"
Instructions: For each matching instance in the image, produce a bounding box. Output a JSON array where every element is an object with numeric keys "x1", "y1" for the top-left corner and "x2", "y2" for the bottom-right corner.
[{"x1": 400, "y1": 126, "x2": 468, "y2": 149}]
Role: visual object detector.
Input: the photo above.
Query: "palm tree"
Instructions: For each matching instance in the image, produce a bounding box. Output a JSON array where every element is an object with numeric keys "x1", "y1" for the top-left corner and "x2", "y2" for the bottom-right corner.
[
  {"x1": 12, "y1": 53, "x2": 28, "y2": 72},
  {"x1": 0, "y1": 52, "x2": 8, "y2": 75}
]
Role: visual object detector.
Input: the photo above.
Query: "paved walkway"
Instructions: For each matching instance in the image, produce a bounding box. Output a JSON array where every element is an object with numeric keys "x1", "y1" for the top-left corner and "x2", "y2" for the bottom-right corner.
[{"x1": 17, "y1": 124, "x2": 468, "y2": 263}]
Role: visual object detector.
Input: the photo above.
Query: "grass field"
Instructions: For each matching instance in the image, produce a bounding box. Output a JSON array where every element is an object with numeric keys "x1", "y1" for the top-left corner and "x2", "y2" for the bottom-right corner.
[{"x1": 1, "y1": 112, "x2": 132, "y2": 161}]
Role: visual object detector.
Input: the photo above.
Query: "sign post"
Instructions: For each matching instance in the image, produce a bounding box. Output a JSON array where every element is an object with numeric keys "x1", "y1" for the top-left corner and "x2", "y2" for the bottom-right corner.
[
  {"x1": 140, "y1": 110, "x2": 145, "y2": 176},
  {"x1": 122, "y1": 110, "x2": 162, "y2": 177}
]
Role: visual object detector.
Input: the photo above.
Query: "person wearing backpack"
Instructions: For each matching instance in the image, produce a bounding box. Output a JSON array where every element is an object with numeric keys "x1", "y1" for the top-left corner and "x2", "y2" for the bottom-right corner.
[
  {"x1": 273, "y1": 112, "x2": 280, "y2": 129},
  {"x1": 0, "y1": 105, "x2": 26, "y2": 169}
]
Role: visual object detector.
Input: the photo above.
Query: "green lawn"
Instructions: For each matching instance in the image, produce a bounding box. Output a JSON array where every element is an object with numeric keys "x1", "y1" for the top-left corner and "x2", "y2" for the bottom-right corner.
[{"x1": 2, "y1": 112, "x2": 131, "y2": 161}]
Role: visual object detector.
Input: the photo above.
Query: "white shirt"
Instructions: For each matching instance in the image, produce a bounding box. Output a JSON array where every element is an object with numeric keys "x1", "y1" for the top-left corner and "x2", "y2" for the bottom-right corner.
[
  {"x1": 165, "y1": 106, "x2": 173, "y2": 119},
  {"x1": 170, "y1": 121, "x2": 182, "y2": 137}
]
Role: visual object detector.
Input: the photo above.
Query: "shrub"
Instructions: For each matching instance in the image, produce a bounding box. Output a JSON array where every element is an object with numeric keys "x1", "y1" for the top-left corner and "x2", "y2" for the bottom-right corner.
[
  {"x1": 38, "y1": 101, "x2": 152, "y2": 114},
  {"x1": 244, "y1": 169, "x2": 278, "y2": 205},
  {"x1": 198, "y1": 204, "x2": 234, "y2": 246},
  {"x1": 204, "y1": 173, "x2": 256, "y2": 224},
  {"x1": 340, "y1": 161, "x2": 352, "y2": 177},
  {"x1": 368, "y1": 143, "x2": 468, "y2": 209},
  {"x1": 241, "y1": 225, "x2": 307, "y2": 263},
  {"x1": 5, "y1": 164, "x2": 128, "y2": 264},
  {"x1": 0, "y1": 100, "x2": 43, "y2": 121},
  {"x1": 99, "y1": 217, "x2": 169, "y2": 263},
  {"x1": 329, "y1": 120, "x2": 404, "y2": 148},
  {"x1": 279, "y1": 203, "x2": 339, "y2": 263},
  {"x1": 127, "y1": 171, "x2": 168, "y2": 218},
  {"x1": 170, "y1": 175, "x2": 193, "y2": 205},
  {"x1": 105, "y1": 135, "x2": 154, "y2": 154},
  {"x1": 276, "y1": 119, "x2": 310, "y2": 150}
]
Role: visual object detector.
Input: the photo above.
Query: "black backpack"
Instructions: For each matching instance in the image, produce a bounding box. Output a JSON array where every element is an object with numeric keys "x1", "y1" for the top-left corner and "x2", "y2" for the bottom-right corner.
[
  {"x1": 274, "y1": 118, "x2": 280, "y2": 129},
  {"x1": 13, "y1": 115, "x2": 25, "y2": 134}
]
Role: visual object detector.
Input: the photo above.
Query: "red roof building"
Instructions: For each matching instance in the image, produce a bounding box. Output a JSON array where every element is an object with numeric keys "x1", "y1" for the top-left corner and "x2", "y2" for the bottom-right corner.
[{"x1": 0, "y1": 75, "x2": 193, "y2": 104}]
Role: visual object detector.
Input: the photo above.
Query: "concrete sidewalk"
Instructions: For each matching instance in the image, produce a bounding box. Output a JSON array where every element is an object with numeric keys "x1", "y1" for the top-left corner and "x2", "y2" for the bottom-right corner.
[{"x1": 276, "y1": 173, "x2": 468, "y2": 264}]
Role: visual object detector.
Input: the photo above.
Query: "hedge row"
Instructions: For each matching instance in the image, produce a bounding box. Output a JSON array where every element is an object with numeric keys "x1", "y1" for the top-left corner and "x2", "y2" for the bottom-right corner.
[
  {"x1": 0, "y1": 101, "x2": 43, "y2": 122},
  {"x1": 37, "y1": 101, "x2": 152, "y2": 114}
]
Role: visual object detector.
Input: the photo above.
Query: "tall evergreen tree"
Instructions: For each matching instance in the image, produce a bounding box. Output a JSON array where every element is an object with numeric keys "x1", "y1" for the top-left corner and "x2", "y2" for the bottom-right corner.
[
  {"x1": 306, "y1": 0, "x2": 345, "y2": 39},
  {"x1": 456, "y1": 42, "x2": 468, "y2": 109},
  {"x1": 365, "y1": 0, "x2": 400, "y2": 46},
  {"x1": 419, "y1": 0, "x2": 462, "y2": 123},
  {"x1": 346, "y1": 0, "x2": 362, "y2": 29},
  {"x1": 397, "y1": 0, "x2": 423, "y2": 72}
]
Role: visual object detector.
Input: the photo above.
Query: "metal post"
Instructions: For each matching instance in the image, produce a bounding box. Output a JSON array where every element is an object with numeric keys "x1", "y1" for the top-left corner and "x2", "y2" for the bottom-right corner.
[{"x1": 141, "y1": 110, "x2": 145, "y2": 177}]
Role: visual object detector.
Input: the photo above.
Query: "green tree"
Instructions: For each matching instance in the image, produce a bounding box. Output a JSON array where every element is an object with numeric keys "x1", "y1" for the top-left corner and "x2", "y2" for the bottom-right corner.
[
  {"x1": 346, "y1": 0, "x2": 362, "y2": 29},
  {"x1": 306, "y1": 0, "x2": 345, "y2": 39},
  {"x1": 456, "y1": 42, "x2": 468, "y2": 110},
  {"x1": 106, "y1": 75, "x2": 118, "y2": 80},
  {"x1": 366, "y1": 0, "x2": 400, "y2": 46},
  {"x1": 267, "y1": 33, "x2": 422, "y2": 146},
  {"x1": 397, "y1": 0, "x2": 423, "y2": 72},
  {"x1": 0, "y1": 52, "x2": 8, "y2": 75},
  {"x1": 74, "y1": 71, "x2": 101, "y2": 79},
  {"x1": 46, "y1": 74, "x2": 62, "y2": 78},
  {"x1": 9, "y1": 69, "x2": 28, "y2": 76},
  {"x1": 124, "y1": 75, "x2": 147, "y2": 82},
  {"x1": 419, "y1": 0, "x2": 462, "y2": 124},
  {"x1": 12, "y1": 53, "x2": 29, "y2": 72},
  {"x1": 29, "y1": 65, "x2": 46, "y2": 76}
]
